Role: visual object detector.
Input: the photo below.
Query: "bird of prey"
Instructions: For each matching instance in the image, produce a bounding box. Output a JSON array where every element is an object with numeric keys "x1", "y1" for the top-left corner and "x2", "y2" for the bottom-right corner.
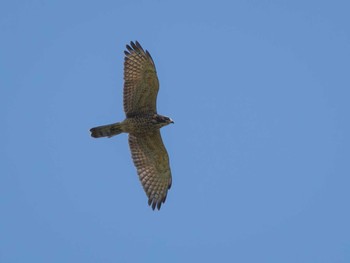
[{"x1": 90, "y1": 41, "x2": 173, "y2": 210}]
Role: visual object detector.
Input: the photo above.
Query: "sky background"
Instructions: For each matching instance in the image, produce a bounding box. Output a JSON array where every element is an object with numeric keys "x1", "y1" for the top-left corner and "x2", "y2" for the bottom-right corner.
[{"x1": 1, "y1": 0, "x2": 350, "y2": 262}]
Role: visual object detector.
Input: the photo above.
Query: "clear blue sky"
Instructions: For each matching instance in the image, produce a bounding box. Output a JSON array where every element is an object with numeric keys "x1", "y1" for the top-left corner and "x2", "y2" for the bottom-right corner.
[{"x1": 1, "y1": 1, "x2": 349, "y2": 262}]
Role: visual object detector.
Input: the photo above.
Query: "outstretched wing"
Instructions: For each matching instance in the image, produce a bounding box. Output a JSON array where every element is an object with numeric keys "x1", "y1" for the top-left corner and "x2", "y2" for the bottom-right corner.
[
  {"x1": 123, "y1": 41, "x2": 159, "y2": 117},
  {"x1": 128, "y1": 131, "x2": 172, "y2": 210}
]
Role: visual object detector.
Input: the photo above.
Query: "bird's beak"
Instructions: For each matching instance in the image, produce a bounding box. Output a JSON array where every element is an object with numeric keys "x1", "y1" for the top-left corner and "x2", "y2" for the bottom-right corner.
[{"x1": 170, "y1": 119, "x2": 174, "y2": 124}]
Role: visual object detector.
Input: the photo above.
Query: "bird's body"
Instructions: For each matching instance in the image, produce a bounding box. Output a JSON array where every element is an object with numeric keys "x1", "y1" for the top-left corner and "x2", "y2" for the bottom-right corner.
[
  {"x1": 90, "y1": 113, "x2": 172, "y2": 137},
  {"x1": 90, "y1": 41, "x2": 173, "y2": 210}
]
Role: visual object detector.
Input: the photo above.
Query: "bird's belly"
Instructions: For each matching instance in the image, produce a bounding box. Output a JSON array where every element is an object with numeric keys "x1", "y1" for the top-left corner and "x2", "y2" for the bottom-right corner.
[{"x1": 123, "y1": 117, "x2": 157, "y2": 134}]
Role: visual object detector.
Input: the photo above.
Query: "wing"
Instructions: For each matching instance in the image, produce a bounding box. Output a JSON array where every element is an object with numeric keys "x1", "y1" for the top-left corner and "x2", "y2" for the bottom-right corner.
[
  {"x1": 123, "y1": 41, "x2": 159, "y2": 117},
  {"x1": 128, "y1": 131, "x2": 172, "y2": 210}
]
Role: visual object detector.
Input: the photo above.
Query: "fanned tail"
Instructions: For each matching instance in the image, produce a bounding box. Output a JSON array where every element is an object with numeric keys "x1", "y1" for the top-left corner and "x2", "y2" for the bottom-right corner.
[{"x1": 90, "y1": 122, "x2": 123, "y2": 138}]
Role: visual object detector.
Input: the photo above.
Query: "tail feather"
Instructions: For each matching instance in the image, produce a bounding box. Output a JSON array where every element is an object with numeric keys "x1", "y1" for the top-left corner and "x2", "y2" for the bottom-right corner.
[{"x1": 90, "y1": 122, "x2": 123, "y2": 138}]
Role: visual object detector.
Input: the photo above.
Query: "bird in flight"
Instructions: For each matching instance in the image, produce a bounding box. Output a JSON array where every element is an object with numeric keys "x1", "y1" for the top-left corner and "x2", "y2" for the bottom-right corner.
[{"x1": 90, "y1": 41, "x2": 173, "y2": 210}]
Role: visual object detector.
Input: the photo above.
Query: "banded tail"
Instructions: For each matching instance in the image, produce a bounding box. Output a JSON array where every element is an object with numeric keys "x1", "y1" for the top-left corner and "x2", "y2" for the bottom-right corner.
[{"x1": 90, "y1": 122, "x2": 123, "y2": 138}]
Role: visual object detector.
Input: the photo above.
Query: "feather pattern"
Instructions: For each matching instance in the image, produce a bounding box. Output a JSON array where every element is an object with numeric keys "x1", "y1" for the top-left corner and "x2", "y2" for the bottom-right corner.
[
  {"x1": 128, "y1": 131, "x2": 172, "y2": 210},
  {"x1": 123, "y1": 41, "x2": 159, "y2": 117}
]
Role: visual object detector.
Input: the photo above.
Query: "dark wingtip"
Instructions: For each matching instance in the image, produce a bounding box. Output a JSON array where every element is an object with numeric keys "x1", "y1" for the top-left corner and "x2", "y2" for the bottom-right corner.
[
  {"x1": 135, "y1": 41, "x2": 144, "y2": 52},
  {"x1": 126, "y1": 44, "x2": 133, "y2": 52},
  {"x1": 130, "y1": 41, "x2": 137, "y2": 50},
  {"x1": 125, "y1": 41, "x2": 145, "y2": 55},
  {"x1": 148, "y1": 198, "x2": 163, "y2": 211},
  {"x1": 124, "y1": 41, "x2": 155, "y2": 66},
  {"x1": 168, "y1": 178, "x2": 172, "y2": 189},
  {"x1": 146, "y1": 50, "x2": 155, "y2": 65}
]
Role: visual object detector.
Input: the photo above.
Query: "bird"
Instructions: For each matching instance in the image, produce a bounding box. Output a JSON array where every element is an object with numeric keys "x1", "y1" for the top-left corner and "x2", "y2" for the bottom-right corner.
[{"x1": 90, "y1": 41, "x2": 173, "y2": 210}]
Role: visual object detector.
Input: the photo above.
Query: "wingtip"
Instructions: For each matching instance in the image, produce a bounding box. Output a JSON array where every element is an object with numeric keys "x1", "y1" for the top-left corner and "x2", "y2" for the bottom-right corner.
[
  {"x1": 130, "y1": 41, "x2": 137, "y2": 50},
  {"x1": 135, "y1": 41, "x2": 144, "y2": 51},
  {"x1": 125, "y1": 41, "x2": 144, "y2": 55},
  {"x1": 148, "y1": 198, "x2": 163, "y2": 211},
  {"x1": 168, "y1": 178, "x2": 172, "y2": 189},
  {"x1": 126, "y1": 44, "x2": 133, "y2": 52}
]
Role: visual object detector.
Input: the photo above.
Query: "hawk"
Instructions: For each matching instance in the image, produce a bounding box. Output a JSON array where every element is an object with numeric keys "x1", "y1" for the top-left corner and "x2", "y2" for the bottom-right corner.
[{"x1": 90, "y1": 41, "x2": 173, "y2": 210}]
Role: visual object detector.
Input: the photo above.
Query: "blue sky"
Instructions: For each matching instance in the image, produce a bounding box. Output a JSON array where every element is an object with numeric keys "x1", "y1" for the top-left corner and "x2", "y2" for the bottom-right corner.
[{"x1": 1, "y1": 0, "x2": 350, "y2": 262}]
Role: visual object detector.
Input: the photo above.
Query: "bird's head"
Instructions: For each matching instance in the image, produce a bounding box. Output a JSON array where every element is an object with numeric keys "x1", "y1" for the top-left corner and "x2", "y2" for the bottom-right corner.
[{"x1": 151, "y1": 114, "x2": 174, "y2": 128}]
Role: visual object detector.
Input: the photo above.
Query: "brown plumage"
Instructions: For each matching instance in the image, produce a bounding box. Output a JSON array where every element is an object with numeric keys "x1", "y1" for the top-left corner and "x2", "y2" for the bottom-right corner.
[{"x1": 90, "y1": 41, "x2": 173, "y2": 210}]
